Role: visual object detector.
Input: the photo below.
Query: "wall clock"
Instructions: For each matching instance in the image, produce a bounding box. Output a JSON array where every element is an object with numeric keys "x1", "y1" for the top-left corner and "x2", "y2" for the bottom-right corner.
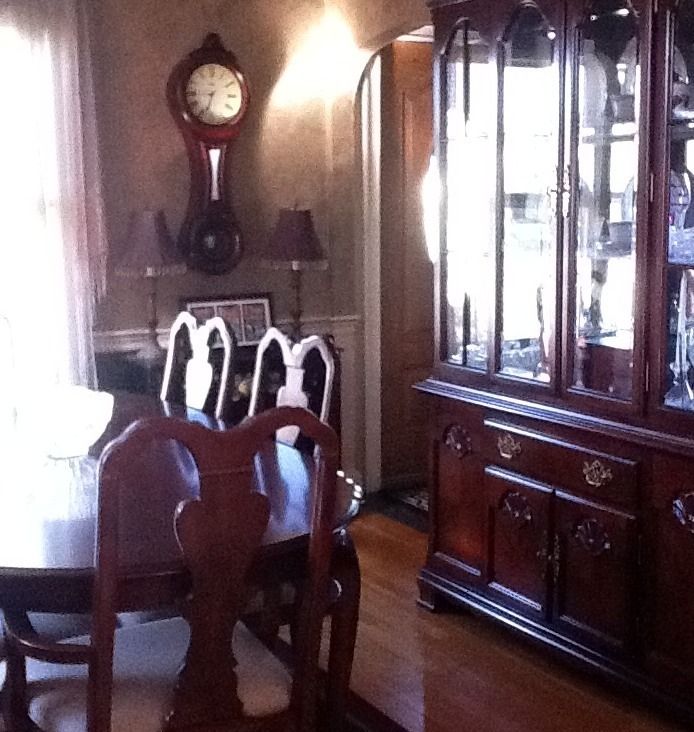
[{"x1": 167, "y1": 33, "x2": 250, "y2": 274}]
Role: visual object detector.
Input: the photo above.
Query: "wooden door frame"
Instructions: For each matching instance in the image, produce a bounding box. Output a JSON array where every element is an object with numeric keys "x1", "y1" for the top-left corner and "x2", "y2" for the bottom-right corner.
[
  {"x1": 358, "y1": 52, "x2": 384, "y2": 492},
  {"x1": 357, "y1": 28, "x2": 434, "y2": 493}
]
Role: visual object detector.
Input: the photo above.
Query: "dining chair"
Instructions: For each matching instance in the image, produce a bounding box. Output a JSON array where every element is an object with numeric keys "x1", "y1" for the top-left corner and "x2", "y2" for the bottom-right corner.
[
  {"x1": 2, "y1": 406, "x2": 340, "y2": 732},
  {"x1": 160, "y1": 311, "x2": 234, "y2": 419},
  {"x1": 248, "y1": 327, "x2": 335, "y2": 446},
  {"x1": 245, "y1": 328, "x2": 349, "y2": 648}
]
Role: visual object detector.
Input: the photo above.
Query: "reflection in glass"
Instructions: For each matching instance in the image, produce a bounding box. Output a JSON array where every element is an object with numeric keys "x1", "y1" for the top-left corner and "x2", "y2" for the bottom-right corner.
[
  {"x1": 499, "y1": 6, "x2": 558, "y2": 382},
  {"x1": 664, "y1": 0, "x2": 694, "y2": 409},
  {"x1": 664, "y1": 270, "x2": 694, "y2": 409},
  {"x1": 444, "y1": 24, "x2": 494, "y2": 368},
  {"x1": 572, "y1": 0, "x2": 639, "y2": 400}
]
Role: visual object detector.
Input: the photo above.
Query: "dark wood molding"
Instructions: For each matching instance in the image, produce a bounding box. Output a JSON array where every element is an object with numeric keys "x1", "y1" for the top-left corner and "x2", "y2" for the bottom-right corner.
[{"x1": 416, "y1": 378, "x2": 694, "y2": 458}]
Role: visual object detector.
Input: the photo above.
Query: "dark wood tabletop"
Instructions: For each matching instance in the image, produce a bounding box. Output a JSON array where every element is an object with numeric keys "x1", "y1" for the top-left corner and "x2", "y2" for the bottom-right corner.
[{"x1": 0, "y1": 390, "x2": 360, "y2": 613}]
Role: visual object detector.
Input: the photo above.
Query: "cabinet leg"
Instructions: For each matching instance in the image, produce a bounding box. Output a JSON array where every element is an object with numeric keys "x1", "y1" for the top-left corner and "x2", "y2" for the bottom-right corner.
[{"x1": 417, "y1": 582, "x2": 447, "y2": 613}]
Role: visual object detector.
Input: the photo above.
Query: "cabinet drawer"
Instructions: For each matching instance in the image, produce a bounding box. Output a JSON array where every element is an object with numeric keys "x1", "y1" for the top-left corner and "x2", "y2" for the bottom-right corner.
[{"x1": 482, "y1": 419, "x2": 638, "y2": 507}]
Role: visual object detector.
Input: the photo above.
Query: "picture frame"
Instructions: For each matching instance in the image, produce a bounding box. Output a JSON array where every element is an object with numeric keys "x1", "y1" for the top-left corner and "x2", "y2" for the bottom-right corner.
[{"x1": 183, "y1": 294, "x2": 272, "y2": 346}]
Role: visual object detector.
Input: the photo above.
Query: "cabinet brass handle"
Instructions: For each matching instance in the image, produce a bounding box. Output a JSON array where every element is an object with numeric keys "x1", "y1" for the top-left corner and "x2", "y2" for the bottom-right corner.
[
  {"x1": 550, "y1": 533, "x2": 561, "y2": 584},
  {"x1": 582, "y1": 460, "x2": 613, "y2": 488},
  {"x1": 497, "y1": 433, "x2": 521, "y2": 460},
  {"x1": 537, "y1": 530, "x2": 549, "y2": 581},
  {"x1": 548, "y1": 165, "x2": 571, "y2": 219}
]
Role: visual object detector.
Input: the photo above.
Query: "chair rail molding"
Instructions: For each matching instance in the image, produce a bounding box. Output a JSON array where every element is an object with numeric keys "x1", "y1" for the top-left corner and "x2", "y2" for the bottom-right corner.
[{"x1": 94, "y1": 314, "x2": 364, "y2": 485}]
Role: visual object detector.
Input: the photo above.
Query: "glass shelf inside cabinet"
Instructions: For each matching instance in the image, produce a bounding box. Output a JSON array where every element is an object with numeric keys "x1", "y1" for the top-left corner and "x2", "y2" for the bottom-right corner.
[
  {"x1": 663, "y1": 0, "x2": 694, "y2": 410},
  {"x1": 571, "y1": 0, "x2": 639, "y2": 401},
  {"x1": 498, "y1": 3, "x2": 558, "y2": 384},
  {"x1": 443, "y1": 23, "x2": 494, "y2": 369}
]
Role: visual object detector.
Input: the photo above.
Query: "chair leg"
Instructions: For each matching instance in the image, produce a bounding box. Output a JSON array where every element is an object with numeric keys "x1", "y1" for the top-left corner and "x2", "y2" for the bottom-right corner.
[
  {"x1": 256, "y1": 584, "x2": 282, "y2": 648},
  {"x1": 325, "y1": 530, "x2": 360, "y2": 732},
  {"x1": 4, "y1": 644, "x2": 34, "y2": 732}
]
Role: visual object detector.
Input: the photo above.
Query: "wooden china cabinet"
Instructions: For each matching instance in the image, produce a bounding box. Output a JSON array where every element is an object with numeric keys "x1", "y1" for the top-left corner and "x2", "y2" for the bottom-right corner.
[{"x1": 417, "y1": 0, "x2": 694, "y2": 716}]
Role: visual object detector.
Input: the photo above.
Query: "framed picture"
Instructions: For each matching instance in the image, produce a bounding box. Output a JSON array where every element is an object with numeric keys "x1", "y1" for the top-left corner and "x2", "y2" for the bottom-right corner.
[{"x1": 183, "y1": 295, "x2": 272, "y2": 346}]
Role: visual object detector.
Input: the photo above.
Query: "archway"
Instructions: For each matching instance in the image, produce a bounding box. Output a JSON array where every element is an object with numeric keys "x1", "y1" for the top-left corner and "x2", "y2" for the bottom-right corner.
[{"x1": 355, "y1": 24, "x2": 434, "y2": 494}]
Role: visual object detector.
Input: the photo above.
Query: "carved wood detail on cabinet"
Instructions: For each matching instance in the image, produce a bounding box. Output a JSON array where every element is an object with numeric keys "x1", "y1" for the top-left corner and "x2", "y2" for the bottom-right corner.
[
  {"x1": 572, "y1": 518, "x2": 612, "y2": 556},
  {"x1": 443, "y1": 423, "x2": 472, "y2": 459},
  {"x1": 499, "y1": 490, "x2": 533, "y2": 526}
]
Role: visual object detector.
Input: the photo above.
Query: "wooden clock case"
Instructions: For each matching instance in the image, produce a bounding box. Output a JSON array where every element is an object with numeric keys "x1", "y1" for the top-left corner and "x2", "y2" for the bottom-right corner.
[{"x1": 167, "y1": 33, "x2": 250, "y2": 275}]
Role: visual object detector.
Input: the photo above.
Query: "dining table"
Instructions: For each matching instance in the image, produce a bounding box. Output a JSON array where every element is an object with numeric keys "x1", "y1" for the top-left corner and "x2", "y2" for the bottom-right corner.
[{"x1": 0, "y1": 389, "x2": 361, "y2": 730}]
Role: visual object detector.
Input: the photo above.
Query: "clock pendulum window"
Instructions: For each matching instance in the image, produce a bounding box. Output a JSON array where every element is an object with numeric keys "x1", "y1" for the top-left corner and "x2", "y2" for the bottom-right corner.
[{"x1": 166, "y1": 33, "x2": 250, "y2": 274}]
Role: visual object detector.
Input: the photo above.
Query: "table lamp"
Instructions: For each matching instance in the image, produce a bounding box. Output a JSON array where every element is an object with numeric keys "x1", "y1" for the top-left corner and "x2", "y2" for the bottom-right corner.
[
  {"x1": 116, "y1": 210, "x2": 186, "y2": 361},
  {"x1": 263, "y1": 207, "x2": 327, "y2": 340}
]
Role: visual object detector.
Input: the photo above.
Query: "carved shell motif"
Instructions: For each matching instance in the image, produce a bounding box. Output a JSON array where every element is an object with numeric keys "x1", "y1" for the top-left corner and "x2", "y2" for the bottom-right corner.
[
  {"x1": 672, "y1": 492, "x2": 694, "y2": 534},
  {"x1": 443, "y1": 424, "x2": 472, "y2": 459},
  {"x1": 572, "y1": 518, "x2": 611, "y2": 556},
  {"x1": 499, "y1": 491, "x2": 532, "y2": 527}
]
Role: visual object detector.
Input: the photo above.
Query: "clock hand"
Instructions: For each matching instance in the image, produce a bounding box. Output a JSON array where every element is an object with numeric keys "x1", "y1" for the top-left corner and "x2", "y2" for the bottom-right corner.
[{"x1": 205, "y1": 90, "x2": 215, "y2": 112}]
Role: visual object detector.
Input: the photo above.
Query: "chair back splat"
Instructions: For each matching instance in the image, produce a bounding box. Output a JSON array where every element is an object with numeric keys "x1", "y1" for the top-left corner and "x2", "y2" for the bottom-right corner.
[
  {"x1": 248, "y1": 327, "x2": 335, "y2": 446},
  {"x1": 160, "y1": 311, "x2": 234, "y2": 419},
  {"x1": 168, "y1": 486, "x2": 270, "y2": 725}
]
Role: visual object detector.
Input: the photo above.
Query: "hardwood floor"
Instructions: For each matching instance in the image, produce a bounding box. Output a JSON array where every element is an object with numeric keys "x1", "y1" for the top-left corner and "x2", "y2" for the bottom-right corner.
[{"x1": 346, "y1": 512, "x2": 687, "y2": 732}]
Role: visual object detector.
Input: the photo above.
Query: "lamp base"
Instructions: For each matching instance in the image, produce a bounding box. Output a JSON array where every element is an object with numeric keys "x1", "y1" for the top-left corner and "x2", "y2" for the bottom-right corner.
[
  {"x1": 133, "y1": 278, "x2": 165, "y2": 363},
  {"x1": 289, "y1": 268, "x2": 303, "y2": 341}
]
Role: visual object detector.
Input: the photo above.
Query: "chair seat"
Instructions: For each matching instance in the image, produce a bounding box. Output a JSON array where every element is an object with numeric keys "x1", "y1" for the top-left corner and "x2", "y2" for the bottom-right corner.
[{"x1": 23, "y1": 617, "x2": 291, "y2": 732}]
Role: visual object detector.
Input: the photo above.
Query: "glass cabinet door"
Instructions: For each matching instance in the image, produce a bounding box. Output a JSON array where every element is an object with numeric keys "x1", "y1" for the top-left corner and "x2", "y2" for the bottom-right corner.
[
  {"x1": 442, "y1": 23, "x2": 495, "y2": 369},
  {"x1": 498, "y1": 5, "x2": 559, "y2": 383},
  {"x1": 570, "y1": 0, "x2": 640, "y2": 400},
  {"x1": 662, "y1": 0, "x2": 694, "y2": 411}
]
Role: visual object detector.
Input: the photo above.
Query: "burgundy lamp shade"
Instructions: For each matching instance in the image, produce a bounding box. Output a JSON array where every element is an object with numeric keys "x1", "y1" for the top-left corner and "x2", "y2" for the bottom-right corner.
[
  {"x1": 116, "y1": 210, "x2": 186, "y2": 278},
  {"x1": 264, "y1": 208, "x2": 326, "y2": 270}
]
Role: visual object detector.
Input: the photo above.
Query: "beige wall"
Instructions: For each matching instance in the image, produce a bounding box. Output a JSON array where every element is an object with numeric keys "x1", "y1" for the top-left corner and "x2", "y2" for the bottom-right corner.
[{"x1": 92, "y1": 0, "x2": 428, "y2": 332}]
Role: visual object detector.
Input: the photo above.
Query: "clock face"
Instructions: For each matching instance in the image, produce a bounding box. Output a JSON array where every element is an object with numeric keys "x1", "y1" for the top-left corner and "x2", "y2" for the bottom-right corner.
[{"x1": 185, "y1": 63, "x2": 243, "y2": 125}]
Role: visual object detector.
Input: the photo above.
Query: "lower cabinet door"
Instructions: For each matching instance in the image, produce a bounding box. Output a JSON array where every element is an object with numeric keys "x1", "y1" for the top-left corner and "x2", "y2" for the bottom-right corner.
[
  {"x1": 434, "y1": 420, "x2": 486, "y2": 580},
  {"x1": 552, "y1": 491, "x2": 637, "y2": 656},
  {"x1": 484, "y1": 467, "x2": 552, "y2": 620},
  {"x1": 648, "y1": 454, "x2": 694, "y2": 690}
]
